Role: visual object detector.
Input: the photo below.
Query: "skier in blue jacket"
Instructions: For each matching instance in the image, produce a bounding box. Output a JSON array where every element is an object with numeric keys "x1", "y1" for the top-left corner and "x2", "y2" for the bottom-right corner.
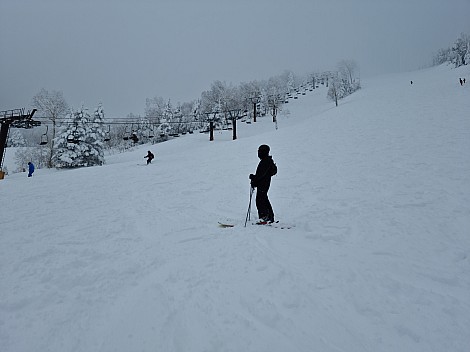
[{"x1": 28, "y1": 162, "x2": 35, "y2": 177}]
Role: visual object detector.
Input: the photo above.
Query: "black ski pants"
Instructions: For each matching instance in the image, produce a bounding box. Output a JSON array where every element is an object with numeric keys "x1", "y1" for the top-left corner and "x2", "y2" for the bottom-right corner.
[{"x1": 256, "y1": 189, "x2": 274, "y2": 222}]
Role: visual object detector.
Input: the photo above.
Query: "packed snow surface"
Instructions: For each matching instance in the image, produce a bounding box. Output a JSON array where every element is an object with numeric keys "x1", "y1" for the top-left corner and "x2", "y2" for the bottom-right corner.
[{"x1": 1, "y1": 65, "x2": 470, "y2": 352}]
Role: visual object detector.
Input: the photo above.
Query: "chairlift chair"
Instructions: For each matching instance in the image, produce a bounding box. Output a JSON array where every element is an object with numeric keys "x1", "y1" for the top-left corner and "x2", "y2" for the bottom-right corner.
[
  {"x1": 67, "y1": 133, "x2": 74, "y2": 143},
  {"x1": 104, "y1": 125, "x2": 111, "y2": 142},
  {"x1": 39, "y1": 125, "x2": 49, "y2": 145},
  {"x1": 130, "y1": 133, "x2": 139, "y2": 143},
  {"x1": 148, "y1": 125, "x2": 155, "y2": 138},
  {"x1": 123, "y1": 125, "x2": 131, "y2": 140},
  {"x1": 130, "y1": 124, "x2": 139, "y2": 143},
  {"x1": 67, "y1": 130, "x2": 80, "y2": 144}
]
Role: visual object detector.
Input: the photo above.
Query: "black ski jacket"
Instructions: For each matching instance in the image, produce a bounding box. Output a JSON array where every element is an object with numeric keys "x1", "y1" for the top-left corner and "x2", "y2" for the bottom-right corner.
[{"x1": 250, "y1": 156, "x2": 275, "y2": 192}]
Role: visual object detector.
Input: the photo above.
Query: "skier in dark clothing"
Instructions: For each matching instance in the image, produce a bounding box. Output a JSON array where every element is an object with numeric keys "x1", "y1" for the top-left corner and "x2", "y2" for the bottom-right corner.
[
  {"x1": 27, "y1": 162, "x2": 34, "y2": 177},
  {"x1": 144, "y1": 151, "x2": 154, "y2": 165},
  {"x1": 249, "y1": 144, "x2": 277, "y2": 224}
]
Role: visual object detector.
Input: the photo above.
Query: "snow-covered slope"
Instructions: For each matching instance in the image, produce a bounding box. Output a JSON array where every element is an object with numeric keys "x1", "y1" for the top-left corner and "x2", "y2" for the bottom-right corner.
[{"x1": 1, "y1": 64, "x2": 469, "y2": 352}]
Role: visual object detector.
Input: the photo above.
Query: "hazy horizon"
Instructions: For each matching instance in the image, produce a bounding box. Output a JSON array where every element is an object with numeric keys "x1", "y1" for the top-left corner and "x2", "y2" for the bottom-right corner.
[{"x1": 1, "y1": 0, "x2": 469, "y2": 117}]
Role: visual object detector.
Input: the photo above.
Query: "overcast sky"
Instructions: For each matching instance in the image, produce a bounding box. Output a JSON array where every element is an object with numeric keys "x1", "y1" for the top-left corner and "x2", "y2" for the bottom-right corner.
[{"x1": 1, "y1": 0, "x2": 469, "y2": 117}]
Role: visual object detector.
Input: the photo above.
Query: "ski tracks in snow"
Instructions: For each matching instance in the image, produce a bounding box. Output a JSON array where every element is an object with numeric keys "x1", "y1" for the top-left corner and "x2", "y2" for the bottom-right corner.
[{"x1": 89, "y1": 226, "x2": 366, "y2": 352}]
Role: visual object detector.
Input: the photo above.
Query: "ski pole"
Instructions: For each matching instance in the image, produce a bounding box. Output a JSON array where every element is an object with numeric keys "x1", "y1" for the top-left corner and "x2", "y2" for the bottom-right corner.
[{"x1": 244, "y1": 186, "x2": 254, "y2": 227}]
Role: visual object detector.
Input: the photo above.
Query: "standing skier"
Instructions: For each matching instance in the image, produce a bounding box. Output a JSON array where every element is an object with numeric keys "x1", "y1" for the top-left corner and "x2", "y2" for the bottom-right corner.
[
  {"x1": 27, "y1": 162, "x2": 35, "y2": 177},
  {"x1": 144, "y1": 150, "x2": 154, "y2": 165},
  {"x1": 249, "y1": 144, "x2": 277, "y2": 224}
]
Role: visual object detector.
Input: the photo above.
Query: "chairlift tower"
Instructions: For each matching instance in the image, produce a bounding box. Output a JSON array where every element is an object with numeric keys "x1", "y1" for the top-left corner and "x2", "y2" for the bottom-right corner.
[
  {"x1": 0, "y1": 108, "x2": 39, "y2": 176},
  {"x1": 204, "y1": 111, "x2": 218, "y2": 141},
  {"x1": 249, "y1": 95, "x2": 261, "y2": 123},
  {"x1": 226, "y1": 108, "x2": 241, "y2": 140}
]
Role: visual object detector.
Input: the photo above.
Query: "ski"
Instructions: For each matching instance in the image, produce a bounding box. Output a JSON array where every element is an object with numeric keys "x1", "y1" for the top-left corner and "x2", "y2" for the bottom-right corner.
[
  {"x1": 253, "y1": 221, "x2": 293, "y2": 229},
  {"x1": 218, "y1": 221, "x2": 293, "y2": 229},
  {"x1": 218, "y1": 222, "x2": 235, "y2": 228}
]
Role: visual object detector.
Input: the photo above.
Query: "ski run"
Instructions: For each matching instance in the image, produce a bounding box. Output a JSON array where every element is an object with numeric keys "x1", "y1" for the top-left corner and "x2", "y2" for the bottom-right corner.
[{"x1": 1, "y1": 64, "x2": 470, "y2": 352}]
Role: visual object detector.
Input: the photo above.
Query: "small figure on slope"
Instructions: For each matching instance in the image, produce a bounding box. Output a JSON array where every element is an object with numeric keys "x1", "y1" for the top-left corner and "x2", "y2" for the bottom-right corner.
[
  {"x1": 249, "y1": 144, "x2": 277, "y2": 224},
  {"x1": 27, "y1": 162, "x2": 35, "y2": 177},
  {"x1": 144, "y1": 150, "x2": 154, "y2": 165}
]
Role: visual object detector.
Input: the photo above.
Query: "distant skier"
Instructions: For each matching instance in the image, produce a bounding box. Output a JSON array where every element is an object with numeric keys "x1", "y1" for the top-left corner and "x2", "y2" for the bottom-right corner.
[
  {"x1": 27, "y1": 162, "x2": 34, "y2": 177},
  {"x1": 249, "y1": 144, "x2": 277, "y2": 224},
  {"x1": 144, "y1": 150, "x2": 154, "y2": 165},
  {"x1": 460, "y1": 78, "x2": 463, "y2": 86}
]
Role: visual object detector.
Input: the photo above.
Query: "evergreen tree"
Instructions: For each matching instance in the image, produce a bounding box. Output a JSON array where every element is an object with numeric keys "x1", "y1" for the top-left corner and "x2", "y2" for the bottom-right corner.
[
  {"x1": 158, "y1": 100, "x2": 173, "y2": 137},
  {"x1": 433, "y1": 33, "x2": 469, "y2": 67},
  {"x1": 452, "y1": 33, "x2": 469, "y2": 67},
  {"x1": 86, "y1": 103, "x2": 106, "y2": 165},
  {"x1": 52, "y1": 105, "x2": 105, "y2": 168}
]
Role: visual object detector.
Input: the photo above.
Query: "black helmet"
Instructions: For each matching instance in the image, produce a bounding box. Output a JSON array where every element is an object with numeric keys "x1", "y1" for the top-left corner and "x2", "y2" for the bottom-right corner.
[{"x1": 258, "y1": 144, "x2": 270, "y2": 158}]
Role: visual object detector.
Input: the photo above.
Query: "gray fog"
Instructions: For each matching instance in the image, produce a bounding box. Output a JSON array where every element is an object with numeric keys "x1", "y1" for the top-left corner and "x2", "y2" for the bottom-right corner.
[{"x1": 1, "y1": 0, "x2": 469, "y2": 116}]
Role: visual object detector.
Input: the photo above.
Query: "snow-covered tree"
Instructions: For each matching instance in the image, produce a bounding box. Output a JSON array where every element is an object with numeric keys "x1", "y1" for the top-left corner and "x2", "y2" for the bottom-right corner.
[
  {"x1": 155, "y1": 100, "x2": 172, "y2": 138},
  {"x1": 7, "y1": 129, "x2": 26, "y2": 147},
  {"x1": 327, "y1": 61, "x2": 361, "y2": 106},
  {"x1": 262, "y1": 76, "x2": 286, "y2": 114},
  {"x1": 136, "y1": 117, "x2": 153, "y2": 141},
  {"x1": 286, "y1": 71, "x2": 296, "y2": 93},
  {"x1": 239, "y1": 81, "x2": 259, "y2": 113},
  {"x1": 86, "y1": 103, "x2": 106, "y2": 165},
  {"x1": 338, "y1": 60, "x2": 359, "y2": 86},
  {"x1": 327, "y1": 73, "x2": 341, "y2": 107},
  {"x1": 53, "y1": 105, "x2": 105, "y2": 168},
  {"x1": 15, "y1": 146, "x2": 49, "y2": 171},
  {"x1": 433, "y1": 47, "x2": 452, "y2": 66},
  {"x1": 452, "y1": 33, "x2": 469, "y2": 67},
  {"x1": 145, "y1": 96, "x2": 166, "y2": 122},
  {"x1": 31, "y1": 88, "x2": 69, "y2": 168},
  {"x1": 200, "y1": 81, "x2": 226, "y2": 115},
  {"x1": 179, "y1": 101, "x2": 197, "y2": 133},
  {"x1": 433, "y1": 33, "x2": 470, "y2": 67}
]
